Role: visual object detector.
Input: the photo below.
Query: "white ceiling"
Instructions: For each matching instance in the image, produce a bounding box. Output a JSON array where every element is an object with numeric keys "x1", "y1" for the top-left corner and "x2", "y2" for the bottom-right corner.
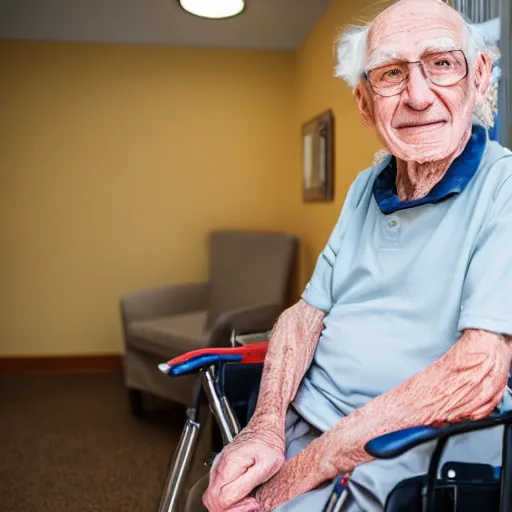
[{"x1": 0, "y1": 0, "x2": 333, "y2": 50}]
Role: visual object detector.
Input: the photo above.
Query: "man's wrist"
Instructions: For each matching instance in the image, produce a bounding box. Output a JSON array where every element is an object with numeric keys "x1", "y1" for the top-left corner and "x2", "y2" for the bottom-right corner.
[
  {"x1": 248, "y1": 410, "x2": 286, "y2": 445},
  {"x1": 307, "y1": 434, "x2": 343, "y2": 482}
]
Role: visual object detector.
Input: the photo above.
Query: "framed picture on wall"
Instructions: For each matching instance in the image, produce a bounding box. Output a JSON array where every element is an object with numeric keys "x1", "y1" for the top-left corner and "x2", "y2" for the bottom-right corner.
[{"x1": 301, "y1": 109, "x2": 334, "y2": 202}]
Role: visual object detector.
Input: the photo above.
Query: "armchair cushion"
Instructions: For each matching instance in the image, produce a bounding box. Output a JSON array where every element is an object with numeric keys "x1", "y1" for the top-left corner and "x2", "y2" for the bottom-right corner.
[{"x1": 127, "y1": 310, "x2": 210, "y2": 359}]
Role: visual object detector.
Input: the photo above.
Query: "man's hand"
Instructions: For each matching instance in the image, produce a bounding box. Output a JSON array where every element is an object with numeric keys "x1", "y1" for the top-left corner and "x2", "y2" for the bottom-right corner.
[{"x1": 203, "y1": 416, "x2": 285, "y2": 512}]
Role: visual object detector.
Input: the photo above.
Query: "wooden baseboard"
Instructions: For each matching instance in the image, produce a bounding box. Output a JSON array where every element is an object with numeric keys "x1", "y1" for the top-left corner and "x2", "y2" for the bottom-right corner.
[{"x1": 0, "y1": 354, "x2": 123, "y2": 373}]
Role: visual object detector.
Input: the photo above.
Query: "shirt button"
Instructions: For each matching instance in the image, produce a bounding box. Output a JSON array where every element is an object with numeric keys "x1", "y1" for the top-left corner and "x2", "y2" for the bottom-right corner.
[{"x1": 386, "y1": 216, "x2": 400, "y2": 232}]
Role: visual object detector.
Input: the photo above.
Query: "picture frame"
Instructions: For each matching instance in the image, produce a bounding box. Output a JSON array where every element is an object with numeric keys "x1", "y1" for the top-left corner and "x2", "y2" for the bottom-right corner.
[{"x1": 301, "y1": 109, "x2": 334, "y2": 202}]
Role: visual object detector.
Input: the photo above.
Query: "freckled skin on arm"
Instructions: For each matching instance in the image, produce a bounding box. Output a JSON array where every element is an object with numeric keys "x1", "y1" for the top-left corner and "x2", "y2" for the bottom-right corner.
[
  {"x1": 255, "y1": 330, "x2": 512, "y2": 511},
  {"x1": 253, "y1": 299, "x2": 326, "y2": 427},
  {"x1": 202, "y1": 299, "x2": 325, "y2": 512}
]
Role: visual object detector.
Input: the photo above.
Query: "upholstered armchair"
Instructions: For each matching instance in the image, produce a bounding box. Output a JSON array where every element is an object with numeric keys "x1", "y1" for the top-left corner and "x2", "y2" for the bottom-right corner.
[{"x1": 120, "y1": 230, "x2": 298, "y2": 415}]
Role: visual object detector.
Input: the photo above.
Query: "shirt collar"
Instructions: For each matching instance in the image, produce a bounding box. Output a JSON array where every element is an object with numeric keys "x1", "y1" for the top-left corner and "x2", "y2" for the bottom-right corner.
[{"x1": 373, "y1": 124, "x2": 488, "y2": 215}]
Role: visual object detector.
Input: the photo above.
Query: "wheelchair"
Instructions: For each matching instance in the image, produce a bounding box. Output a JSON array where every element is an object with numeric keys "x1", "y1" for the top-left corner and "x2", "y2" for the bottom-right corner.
[{"x1": 156, "y1": 331, "x2": 512, "y2": 512}]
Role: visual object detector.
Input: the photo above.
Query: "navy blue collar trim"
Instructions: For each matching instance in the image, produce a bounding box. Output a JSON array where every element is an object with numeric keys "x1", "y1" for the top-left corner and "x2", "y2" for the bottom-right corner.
[{"x1": 373, "y1": 125, "x2": 488, "y2": 215}]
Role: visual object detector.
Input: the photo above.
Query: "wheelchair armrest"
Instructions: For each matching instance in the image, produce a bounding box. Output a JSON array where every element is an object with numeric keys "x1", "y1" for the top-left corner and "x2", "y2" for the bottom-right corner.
[
  {"x1": 365, "y1": 410, "x2": 512, "y2": 459},
  {"x1": 158, "y1": 341, "x2": 269, "y2": 376}
]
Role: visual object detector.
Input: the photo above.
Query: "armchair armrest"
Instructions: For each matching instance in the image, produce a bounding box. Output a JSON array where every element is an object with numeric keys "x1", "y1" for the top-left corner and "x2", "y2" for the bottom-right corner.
[
  {"x1": 120, "y1": 282, "x2": 210, "y2": 323},
  {"x1": 365, "y1": 410, "x2": 512, "y2": 460},
  {"x1": 208, "y1": 303, "x2": 282, "y2": 347}
]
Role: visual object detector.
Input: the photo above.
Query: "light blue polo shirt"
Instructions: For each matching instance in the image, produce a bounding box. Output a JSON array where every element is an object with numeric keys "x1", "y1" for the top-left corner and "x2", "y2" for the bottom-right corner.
[{"x1": 294, "y1": 125, "x2": 512, "y2": 433}]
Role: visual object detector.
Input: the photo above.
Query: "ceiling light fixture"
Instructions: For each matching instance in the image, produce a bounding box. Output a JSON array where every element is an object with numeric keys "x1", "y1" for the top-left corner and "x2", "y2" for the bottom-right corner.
[{"x1": 178, "y1": 0, "x2": 245, "y2": 19}]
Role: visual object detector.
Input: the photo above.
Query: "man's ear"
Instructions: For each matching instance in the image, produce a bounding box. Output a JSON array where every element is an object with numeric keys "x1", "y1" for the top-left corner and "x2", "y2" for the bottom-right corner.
[
  {"x1": 473, "y1": 52, "x2": 492, "y2": 100},
  {"x1": 354, "y1": 81, "x2": 375, "y2": 129}
]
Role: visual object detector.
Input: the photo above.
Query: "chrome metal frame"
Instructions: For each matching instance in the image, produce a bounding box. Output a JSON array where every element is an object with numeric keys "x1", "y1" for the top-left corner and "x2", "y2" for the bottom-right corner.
[
  {"x1": 158, "y1": 408, "x2": 201, "y2": 512},
  {"x1": 157, "y1": 364, "x2": 240, "y2": 512},
  {"x1": 200, "y1": 365, "x2": 240, "y2": 444}
]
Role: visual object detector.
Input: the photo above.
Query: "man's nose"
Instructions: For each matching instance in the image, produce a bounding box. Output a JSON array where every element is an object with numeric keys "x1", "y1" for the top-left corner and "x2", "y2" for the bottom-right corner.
[{"x1": 402, "y1": 65, "x2": 436, "y2": 111}]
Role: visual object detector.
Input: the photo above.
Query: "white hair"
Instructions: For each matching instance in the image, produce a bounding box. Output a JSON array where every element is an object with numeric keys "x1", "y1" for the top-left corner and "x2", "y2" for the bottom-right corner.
[
  {"x1": 334, "y1": 17, "x2": 488, "y2": 89},
  {"x1": 334, "y1": 25, "x2": 371, "y2": 89}
]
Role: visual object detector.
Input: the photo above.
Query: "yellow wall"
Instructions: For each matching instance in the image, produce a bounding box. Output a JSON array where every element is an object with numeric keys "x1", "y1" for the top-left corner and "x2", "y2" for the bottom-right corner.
[
  {"x1": 0, "y1": 42, "x2": 296, "y2": 356},
  {"x1": 290, "y1": 0, "x2": 382, "y2": 291},
  {"x1": 0, "y1": 0, "x2": 386, "y2": 357}
]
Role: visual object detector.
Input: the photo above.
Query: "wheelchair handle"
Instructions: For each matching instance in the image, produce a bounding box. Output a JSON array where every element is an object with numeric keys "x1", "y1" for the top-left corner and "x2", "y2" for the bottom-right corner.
[
  {"x1": 365, "y1": 410, "x2": 512, "y2": 459},
  {"x1": 158, "y1": 342, "x2": 269, "y2": 377}
]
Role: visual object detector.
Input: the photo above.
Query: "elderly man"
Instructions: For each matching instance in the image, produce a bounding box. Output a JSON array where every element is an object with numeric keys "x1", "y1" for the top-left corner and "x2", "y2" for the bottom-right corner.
[{"x1": 204, "y1": 0, "x2": 512, "y2": 510}]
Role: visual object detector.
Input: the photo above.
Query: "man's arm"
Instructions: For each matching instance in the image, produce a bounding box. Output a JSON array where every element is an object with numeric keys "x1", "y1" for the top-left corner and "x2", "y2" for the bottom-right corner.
[
  {"x1": 203, "y1": 299, "x2": 325, "y2": 511},
  {"x1": 251, "y1": 299, "x2": 326, "y2": 429},
  {"x1": 255, "y1": 329, "x2": 512, "y2": 510}
]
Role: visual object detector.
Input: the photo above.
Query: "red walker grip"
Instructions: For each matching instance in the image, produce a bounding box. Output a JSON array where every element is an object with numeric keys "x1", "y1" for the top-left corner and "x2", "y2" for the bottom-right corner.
[
  {"x1": 240, "y1": 342, "x2": 269, "y2": 363},
  {"x1": 167, "y1": 341, "x2": 269, "y2": 366}
]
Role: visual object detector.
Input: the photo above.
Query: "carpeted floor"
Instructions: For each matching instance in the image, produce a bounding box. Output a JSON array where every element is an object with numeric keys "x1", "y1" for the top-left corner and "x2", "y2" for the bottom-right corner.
[{"x1": 0, "y1": 371, "x2": 196, "y2": 512}]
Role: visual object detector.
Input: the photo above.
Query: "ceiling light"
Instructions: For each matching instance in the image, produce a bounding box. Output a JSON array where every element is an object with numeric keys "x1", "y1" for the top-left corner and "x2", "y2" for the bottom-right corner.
[{"x1": 179, "y1": 0, "x2": 245, "y2": 19}]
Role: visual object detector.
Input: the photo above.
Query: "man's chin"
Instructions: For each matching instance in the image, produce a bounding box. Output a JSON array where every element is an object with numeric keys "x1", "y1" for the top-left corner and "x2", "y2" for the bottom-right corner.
[{"x1": 390, "y1": 140, "x2": 454, "y2": 163}]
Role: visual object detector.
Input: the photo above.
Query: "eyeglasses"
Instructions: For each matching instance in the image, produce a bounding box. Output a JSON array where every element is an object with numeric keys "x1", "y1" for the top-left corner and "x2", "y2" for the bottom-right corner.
[{"x1": 363, "y1": 50, "x2": 468, "y2": 97}]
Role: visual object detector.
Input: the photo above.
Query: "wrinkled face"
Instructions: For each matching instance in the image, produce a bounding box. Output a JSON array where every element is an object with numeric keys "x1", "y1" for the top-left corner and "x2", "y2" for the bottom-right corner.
[{"x1": 355, "y1": 0, "x2": 490, "y2": 163}]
